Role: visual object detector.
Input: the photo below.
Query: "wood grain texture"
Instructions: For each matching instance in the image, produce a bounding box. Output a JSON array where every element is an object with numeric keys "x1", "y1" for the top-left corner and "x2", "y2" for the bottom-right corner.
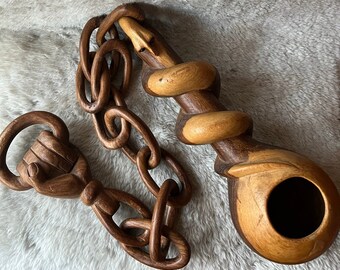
[
  {"x1": 0, "y1": 111, "x2": 70, "y2": 191},
  {"x1": 120, "y1": 218, "x2": 191, "y2": 270},
  {"x1": 181, "y1": 111, "x2": 252, "y2": 145},
  {"x1": 0, "y1": 3, "x2": 338, "y2": 268},
  {"x1": 120, "y1": 15, "x2": 340, "y2": 264},
  {"x1": 0, "y1": 110, "x2": 190, "y2": 268},
  {"x1": 227, "y1": 149, "x2": 340, "y2": 263},
  {"x1": 146, "y1": 61, "x2": 217, "y2": 97}
]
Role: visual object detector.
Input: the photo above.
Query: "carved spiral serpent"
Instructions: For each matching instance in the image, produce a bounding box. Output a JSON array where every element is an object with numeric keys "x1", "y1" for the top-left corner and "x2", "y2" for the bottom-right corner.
[
  {"x1": 140, "y1": 54, "x2": 340, "y2": 265},
  {"x1": 117, "y1": 13, "x2": 340, "y2": 264},
  {"x1": 143, "y1": 61, "x2": 253, "y2": 145}
]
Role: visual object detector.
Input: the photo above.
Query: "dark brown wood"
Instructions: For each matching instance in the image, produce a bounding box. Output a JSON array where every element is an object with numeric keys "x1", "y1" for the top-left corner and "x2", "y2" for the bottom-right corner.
[
  {"x1": 0, "y1": 111, "x2": 71, "y2": 191},
  {"x1": 0, "y1": 108, "x2": 191, "y2": 270},
  {"x1": 76, "y1": 5, "x2": 194, "y2": 269},
  {"x1": 120, "y1": 218, "x2": 191, "y2": 270}
]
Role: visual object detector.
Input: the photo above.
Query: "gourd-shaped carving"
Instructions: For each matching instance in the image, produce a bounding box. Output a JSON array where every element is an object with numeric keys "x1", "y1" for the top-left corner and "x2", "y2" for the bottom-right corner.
[
  {"x1": 118, "y1": 14, "x2": 340, "y2": 264},
  {"x1": 226, "y1": 149, "x2": 339, "y2": 263}
]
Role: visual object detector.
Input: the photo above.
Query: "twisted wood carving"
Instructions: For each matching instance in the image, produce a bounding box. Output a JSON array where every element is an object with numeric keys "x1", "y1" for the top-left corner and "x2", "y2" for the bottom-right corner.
[
  {"x1": 0, "y1": 3, "x2": 339, "y2": 269},
  {"x1": 116, "y1": 3, "x2": 340, "y2": 264}
]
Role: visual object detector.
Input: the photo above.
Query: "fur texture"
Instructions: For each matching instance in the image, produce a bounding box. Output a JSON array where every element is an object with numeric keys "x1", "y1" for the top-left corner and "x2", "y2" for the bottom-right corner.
[{"x1": 0, "y1": 0, "x2": 339, "y2": 269}]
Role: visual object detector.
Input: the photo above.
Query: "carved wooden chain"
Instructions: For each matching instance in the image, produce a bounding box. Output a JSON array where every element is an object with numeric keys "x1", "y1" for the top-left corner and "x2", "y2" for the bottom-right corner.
[
  {"x1": 0, "y1": 5, "x2": 192, "y2": 269},
  {"x1": 74, "y1": 4, "x2": 193, "y2": 269},
  {"x1": 0, "y1": 110, "x2": 191, "y2": 269},
  {"x1": 0, "y1": 3, "x2": 339, "y2": 269}
]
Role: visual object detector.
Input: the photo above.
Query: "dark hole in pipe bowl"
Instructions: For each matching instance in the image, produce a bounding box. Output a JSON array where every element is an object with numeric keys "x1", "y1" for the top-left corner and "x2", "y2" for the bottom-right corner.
[{"x1": 267, "y1": 177, "x2": 325, "y2": 239}]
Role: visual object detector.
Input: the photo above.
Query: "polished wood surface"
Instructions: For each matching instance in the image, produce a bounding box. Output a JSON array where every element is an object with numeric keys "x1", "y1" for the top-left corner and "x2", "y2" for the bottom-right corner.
[
  {"x1": 77, "y1": 4, "x2": 193, "y2": 269},
  {"x1": 146, "y1": 61, "x2": 217, "y2": 97},
  {"x1": 0, "y1": 3, "x2": 339, "y2": 268},
  {"x1": 181, "y1": 111, "x2": 252, "y2": 145},
  {"x1": 119, "y1": 12, "x2": 340, "y2": 264}
]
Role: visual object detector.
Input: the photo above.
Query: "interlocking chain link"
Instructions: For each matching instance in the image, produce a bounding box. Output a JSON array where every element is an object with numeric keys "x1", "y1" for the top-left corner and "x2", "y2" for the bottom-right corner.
[
  {"x1": 75, "y1": 3, "x2": 192, "y2": 269},
  {"x1": 0, "y1": 3, "x2": 192, "y2": 270}
]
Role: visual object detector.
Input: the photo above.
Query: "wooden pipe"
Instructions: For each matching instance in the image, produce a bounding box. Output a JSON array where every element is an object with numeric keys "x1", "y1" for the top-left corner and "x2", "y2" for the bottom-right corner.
[{"x1": 118, "y1": 15, "x2": 340, "y2": 264}]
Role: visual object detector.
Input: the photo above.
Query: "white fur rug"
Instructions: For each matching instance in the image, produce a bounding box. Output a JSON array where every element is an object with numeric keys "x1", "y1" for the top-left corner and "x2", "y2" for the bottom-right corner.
[{"x1": 0, "y1": 0, "x2": 339, "y2": 269}]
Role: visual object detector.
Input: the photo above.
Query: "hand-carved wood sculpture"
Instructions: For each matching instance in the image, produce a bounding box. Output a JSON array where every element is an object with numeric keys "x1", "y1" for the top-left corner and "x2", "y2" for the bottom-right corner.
[
  {"x1": 0, "y1": 111, "x2": 191, "y2": 269},
  {"x1": 106, "y1": 4, "x2": 340, "y2": 264},
  {"x1": 0, "y1": 3, "x2": 339, "y2": 269}
]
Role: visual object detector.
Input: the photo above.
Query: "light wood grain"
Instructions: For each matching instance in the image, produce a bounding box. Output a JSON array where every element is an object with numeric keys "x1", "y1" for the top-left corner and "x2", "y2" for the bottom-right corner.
[
  {"x1": 227, "y1": 149, "x2": 340, "y2": 263},
  {"x1": 147, "y1": 61, "x2": 217, "y2": 96},
  {"x1": 119, "y1": 17, "x2": 177, "y2": 68},
  {"x1": 121, "y1": 13, "x2": 340, "y2": 264},
  {"x1": 181, "y1": 111, "x2": 252, "y2": 144}
]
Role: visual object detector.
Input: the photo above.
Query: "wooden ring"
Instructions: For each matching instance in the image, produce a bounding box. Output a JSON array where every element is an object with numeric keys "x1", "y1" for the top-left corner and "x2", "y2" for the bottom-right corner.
[
  {"x1": 104, "y1": 107, "x2": 161, "y2": 168},
  {"x1": 91, "y1": 39, "x2": 131, "y2": 94},
  {"x1": 120, "y1": 218, "x2": 191, "y2": 269},
  {"x1": 79, "y1": 15, "x2": 120, "y2": 82},
  {"x1": 91, "y1": 105, "x2": 131, "y2": 150},
  {"x1": 136, "y1": 147, "x2": 192, "y2": 207},
  {"x1": 149, "y1": 179, "x2": 178, "y2": 261},
  {"x1": 79, "y1": 15, "x2": 106, "y2": 81},
  {"x1": 96, "y1": 3, "x2": 145, "y2": 46},
  {"x1": 92, "y1": 188, "x2": 151, "y2": 247},
  {"x1": 76, "y1": 52, "x2": 111, "y2": 113}
]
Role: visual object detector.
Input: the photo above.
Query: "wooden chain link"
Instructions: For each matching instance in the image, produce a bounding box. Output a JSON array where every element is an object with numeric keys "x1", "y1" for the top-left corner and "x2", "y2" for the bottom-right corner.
[
  {"x1": 0, "y1": 111, "x2": 191, "y2": 269},
  {"x1": 0, "y1": 4, "x2": 192, "y2": 270},
  {"x1": 75, "y1": 3, "x2": 193, "y2": 269}
]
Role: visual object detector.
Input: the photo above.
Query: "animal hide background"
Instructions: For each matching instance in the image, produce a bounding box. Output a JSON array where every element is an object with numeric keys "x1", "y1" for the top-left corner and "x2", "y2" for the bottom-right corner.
[{"x1": 0, "y1": 0, "x2": 339, "y2": 269}]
